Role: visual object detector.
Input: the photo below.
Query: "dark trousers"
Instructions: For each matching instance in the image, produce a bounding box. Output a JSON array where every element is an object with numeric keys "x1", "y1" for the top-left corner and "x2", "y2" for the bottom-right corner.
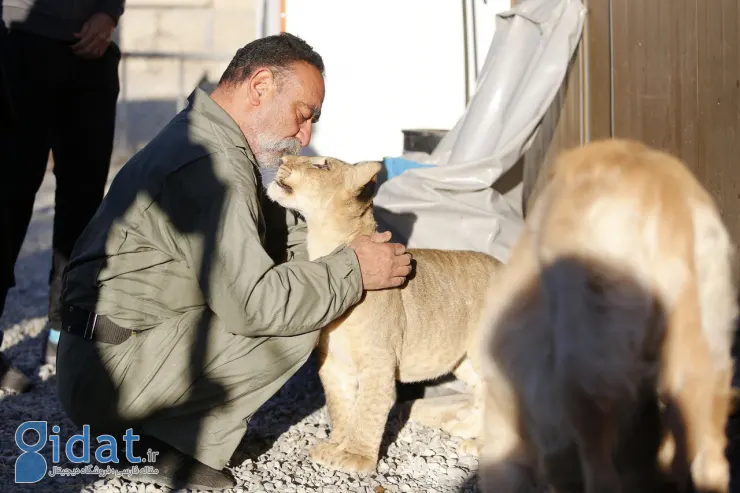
[{"x1": 0, "y1": 28, "x2": 121, "y2": 341}]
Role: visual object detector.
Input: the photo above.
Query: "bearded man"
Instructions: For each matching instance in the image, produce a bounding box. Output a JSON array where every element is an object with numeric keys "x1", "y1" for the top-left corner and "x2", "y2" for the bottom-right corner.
[{"x1": 55, "y1": 33, "x2": 412, "y2": 490}]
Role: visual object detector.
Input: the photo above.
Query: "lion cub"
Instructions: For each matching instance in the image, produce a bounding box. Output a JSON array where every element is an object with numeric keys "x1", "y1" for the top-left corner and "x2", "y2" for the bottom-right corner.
[
  {"x1": 476, "y1": 139, "x2": 738, "y2": 493},
  {"x1": 266, "y1": 155, "x2": 501, "y2": 473}
]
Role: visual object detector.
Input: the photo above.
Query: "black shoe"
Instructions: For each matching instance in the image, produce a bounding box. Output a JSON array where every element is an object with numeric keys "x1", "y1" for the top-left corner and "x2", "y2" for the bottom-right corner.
[
  {"x1": 0, "y1": 352, "x2": 32, "y2": 394},
  {"x1": 115, "y1": 434, "x2": 237, "y2": 491}
]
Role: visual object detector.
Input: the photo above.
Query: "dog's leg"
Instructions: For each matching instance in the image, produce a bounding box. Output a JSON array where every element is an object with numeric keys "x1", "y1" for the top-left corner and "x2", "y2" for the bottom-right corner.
[
  {"x1": 313, "y1": 358, "x2": 397, "y2": 474},
  {"x1": 682, "y1": 198, "x2": 737, "y2": 493},
  {"x1": 309, "y1": 354, "x2": 357, "y2": 463},
  {"x1": 661, "y1": 283, "x2": 732, "y2": 493},
  {"x1": 695, "y1": 367, "x2": 733, "y2": 493},
  {"x1": 662, "y1": 366, "x2": 732, "y2": 493},
  {"x1": 478, "y1": 389, "x2": 541, "y2": 493},
  {"x1": 565, "y1": 391, "x2": 622, "y2": 493}
]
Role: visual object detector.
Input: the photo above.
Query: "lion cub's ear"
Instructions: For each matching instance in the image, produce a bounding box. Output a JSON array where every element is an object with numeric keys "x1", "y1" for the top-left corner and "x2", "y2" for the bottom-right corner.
[
  {"x1": 346, "y1": 161, "x2": 382, "y2": 202},
  {"x1": 280, "y1": 155, "x2": 301, "y2": 166},
  {"x1": 308, "y1": 156, "x2": 329, "y2": 168},
  {"x1": 346, "y1": 161, "x2": 382, "y2": 189}
]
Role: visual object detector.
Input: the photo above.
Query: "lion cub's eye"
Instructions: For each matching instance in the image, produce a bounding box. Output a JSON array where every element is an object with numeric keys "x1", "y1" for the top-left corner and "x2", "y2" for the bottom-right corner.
[{"x1": 312, "y1": 163, "x2": 330, "y2": 170}]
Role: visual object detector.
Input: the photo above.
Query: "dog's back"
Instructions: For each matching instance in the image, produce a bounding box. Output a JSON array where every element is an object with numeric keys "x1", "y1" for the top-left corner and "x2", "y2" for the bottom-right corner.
[{"x1": 477, "y1": 139, "x2": 738, "y2": 493}]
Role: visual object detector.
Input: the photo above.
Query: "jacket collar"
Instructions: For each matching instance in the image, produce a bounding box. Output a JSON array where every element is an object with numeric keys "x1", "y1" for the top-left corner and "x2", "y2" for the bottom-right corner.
[{"x1": 186, "y1": 87, "x2": 258, "y2": 164}]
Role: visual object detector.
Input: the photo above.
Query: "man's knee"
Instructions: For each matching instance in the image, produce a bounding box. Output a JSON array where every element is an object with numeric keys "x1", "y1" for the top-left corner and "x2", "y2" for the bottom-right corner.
[
  {"x1": 55, "y1": 334, "x2": 134, "y2": 437},
  {"x1": 56, "y1": 382, "x2": 133, "y2": 439}
]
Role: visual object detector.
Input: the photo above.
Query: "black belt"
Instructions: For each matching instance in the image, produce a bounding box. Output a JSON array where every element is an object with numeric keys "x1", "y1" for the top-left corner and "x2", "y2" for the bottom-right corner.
[{"x1": 61, "y1": 305, "x2": 133, "y2": 345}]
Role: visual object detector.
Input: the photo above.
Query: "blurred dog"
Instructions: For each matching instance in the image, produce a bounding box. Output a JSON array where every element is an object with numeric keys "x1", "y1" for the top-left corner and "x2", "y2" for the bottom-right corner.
[{"x1": 475, "y1": 139, "x2": 738, "y2": 493}]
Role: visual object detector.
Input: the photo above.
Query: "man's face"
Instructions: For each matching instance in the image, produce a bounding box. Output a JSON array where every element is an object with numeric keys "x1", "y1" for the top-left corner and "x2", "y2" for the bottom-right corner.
[{"x1": 247, "y1": 61, "x2": 325, "y2": 170}]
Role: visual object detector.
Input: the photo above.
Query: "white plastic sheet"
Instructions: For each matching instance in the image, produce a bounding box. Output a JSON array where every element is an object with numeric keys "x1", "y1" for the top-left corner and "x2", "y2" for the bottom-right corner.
[{"x1": 372, "y1": 0, "x2": 587, "y2": 263}]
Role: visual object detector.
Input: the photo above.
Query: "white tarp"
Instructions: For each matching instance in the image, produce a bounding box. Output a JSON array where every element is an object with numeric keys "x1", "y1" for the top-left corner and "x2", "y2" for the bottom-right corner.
[{"x1": 372, "y1": 0, "x2": 587, "y2": 263}]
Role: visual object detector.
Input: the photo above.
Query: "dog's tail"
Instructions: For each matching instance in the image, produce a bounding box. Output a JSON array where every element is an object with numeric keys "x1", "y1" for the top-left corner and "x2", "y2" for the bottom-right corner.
[{"x1": 541, "y1": 255, "x2": 654, "y2": 414}]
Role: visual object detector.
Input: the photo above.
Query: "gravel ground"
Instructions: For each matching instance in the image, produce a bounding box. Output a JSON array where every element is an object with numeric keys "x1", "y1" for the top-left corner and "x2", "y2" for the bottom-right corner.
[{"x1": 0, "y1": 169, "x2": 481, "y2": 493}]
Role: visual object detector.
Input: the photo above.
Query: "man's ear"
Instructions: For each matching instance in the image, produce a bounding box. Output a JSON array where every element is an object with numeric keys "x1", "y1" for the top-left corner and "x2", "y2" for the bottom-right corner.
[
  {"x1": 347, "y1": 161, "x2": 382, "y2": 199},
  {"x1": 246, "y1": 68, "x2": 276, "y2": 106}
]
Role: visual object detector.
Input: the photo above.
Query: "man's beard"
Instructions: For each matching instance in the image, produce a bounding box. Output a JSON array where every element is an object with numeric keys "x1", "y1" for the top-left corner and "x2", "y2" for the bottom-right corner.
[
  {"x1": 255, "y1": 136, "x2": 302, "y2": 169},
  {"x1": 255, "y1": 136, "x2": 302, "y2": 187}
]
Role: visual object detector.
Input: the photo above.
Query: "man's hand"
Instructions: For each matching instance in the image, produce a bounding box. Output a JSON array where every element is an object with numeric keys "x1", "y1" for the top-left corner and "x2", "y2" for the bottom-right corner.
[
  {"x1": 71, "y1": 13, "x2": 116, "y2": 59},
  {"x1": 349, "y1": 231, "x2": 413, "y2": 290}
]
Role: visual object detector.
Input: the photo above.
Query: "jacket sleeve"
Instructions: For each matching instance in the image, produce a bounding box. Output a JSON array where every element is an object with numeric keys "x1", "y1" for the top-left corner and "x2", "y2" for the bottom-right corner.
[
  {"x1": 97, "y1": 0, "x2": 125, "y2": 24},
  {"x1": 164, "y1": 156, "x2": 364, "y2": 338},
  {"x1": 285, "y1": 209, "x2": 309, "y2": 262}
]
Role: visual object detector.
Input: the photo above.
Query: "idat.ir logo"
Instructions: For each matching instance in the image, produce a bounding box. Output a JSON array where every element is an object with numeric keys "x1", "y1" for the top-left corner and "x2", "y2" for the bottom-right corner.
[{"x1": 15, "y1": 421, "x2": 159, "y2": 483}]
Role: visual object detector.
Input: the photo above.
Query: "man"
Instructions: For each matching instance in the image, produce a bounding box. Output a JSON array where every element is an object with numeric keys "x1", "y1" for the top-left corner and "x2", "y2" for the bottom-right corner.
[
  {"x1": 56, "y1": 33, "x2": 412, "y2": 490},
  {"x1": 0, "y1": 0, "x2": 124, "y2": 392}
]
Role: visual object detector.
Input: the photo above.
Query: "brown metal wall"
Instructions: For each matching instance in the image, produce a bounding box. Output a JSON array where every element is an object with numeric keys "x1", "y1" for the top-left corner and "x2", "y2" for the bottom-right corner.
[
  {"x1": 519, "y1": 0, "x2": 740, "y2": 244},
  {"x1": 611, "y1": 0, "x2": 740, "y2": 243}
]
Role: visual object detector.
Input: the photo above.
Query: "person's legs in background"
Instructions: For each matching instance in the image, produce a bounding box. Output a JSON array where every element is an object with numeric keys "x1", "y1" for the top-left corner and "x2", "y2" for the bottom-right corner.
[
  {"x1": 0, "y1": 29, "x2": 61, "y2": 392},
  {"x1": 0, "y1": 282, "x2": 32, "y2": 393},
  {"x1": 42, "y1": 40, "x2": 121, "y2": 365},
  {"x1": 0, "y1": 38, "x2": 14, "y2": 388}
]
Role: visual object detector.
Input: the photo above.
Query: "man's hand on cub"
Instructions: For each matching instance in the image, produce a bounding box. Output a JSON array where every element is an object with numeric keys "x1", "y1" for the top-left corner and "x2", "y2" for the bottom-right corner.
[{"x1": 350, "y1": 231, "x2": 412, "y2": 290}]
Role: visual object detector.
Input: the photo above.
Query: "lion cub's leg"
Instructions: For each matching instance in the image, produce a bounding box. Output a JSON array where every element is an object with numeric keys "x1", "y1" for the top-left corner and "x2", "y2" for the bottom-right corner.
[
  {"x1": 408, "y1": 393, "x2": 474, "y2": 429},
  {"x1": 311, "y1": 357, "x2": 397, "y2": 474},
  {"x1": 443, "y1": 357, "x2": 485, "y2": 455},
  {"x1": 451, "y1": 357, "x2": 484, "y2": 416},
  {"x1": 310, "y1": 353, "x2": 358, "y2": 462}
]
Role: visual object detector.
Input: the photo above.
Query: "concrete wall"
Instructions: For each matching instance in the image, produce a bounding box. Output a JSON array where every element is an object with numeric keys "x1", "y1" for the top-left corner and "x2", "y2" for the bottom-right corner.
[{"x1": 112, "y1": 0, "x2": 257, "y2": 165}]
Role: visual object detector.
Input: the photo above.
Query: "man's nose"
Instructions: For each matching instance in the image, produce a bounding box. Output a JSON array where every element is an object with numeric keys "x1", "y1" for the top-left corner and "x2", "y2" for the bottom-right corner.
[{"x1": 297, "y1": 122, "x2": 312, "y2": 147}]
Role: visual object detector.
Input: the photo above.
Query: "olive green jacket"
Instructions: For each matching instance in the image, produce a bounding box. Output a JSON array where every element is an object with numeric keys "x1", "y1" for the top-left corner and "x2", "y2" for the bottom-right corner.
[{"x1": 62, "y1": 88, "x2": 364, "y2": 336}]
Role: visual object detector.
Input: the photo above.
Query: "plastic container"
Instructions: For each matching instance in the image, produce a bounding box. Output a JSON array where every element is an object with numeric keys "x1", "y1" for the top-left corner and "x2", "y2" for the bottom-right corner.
[{"x1": 401, "y1": 128, "x2": 449, "y2": 154}]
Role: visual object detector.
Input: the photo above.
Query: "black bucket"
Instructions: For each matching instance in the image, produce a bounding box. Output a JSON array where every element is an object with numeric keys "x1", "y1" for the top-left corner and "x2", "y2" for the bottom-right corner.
[{"x1": 402, "y1": 128, "x2": 449, "y2": 154}]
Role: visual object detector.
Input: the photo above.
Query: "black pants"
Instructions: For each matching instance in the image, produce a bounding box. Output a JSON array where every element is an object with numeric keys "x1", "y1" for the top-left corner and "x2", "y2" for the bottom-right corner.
[{"x1": 0, "y1": 28, "x2": 120, "y2": 336}]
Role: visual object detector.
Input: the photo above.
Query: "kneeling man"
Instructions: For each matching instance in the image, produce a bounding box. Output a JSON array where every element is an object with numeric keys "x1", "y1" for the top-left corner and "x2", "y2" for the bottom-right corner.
[{"x1": 56, "y1": 33, "x2": 411, "y2": 490}]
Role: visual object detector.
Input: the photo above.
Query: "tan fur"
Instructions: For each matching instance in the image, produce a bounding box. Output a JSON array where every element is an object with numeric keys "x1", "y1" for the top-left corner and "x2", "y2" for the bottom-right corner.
[
  {"x1": 475, "y1": 138, "x2": 739, "y2": 493},
  {"x1": 266, "y1": 155, "x2": 502, "y2": 473}
]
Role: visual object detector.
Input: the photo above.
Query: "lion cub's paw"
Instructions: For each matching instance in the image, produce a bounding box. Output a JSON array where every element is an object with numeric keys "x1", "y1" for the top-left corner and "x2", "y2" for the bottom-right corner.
[
  {"x1": 408, "y1": 395, "x2": 473, "y2": 429},
  {"x1": 332, "y1": 450, "x2": 377, "y2": 474},
  {"x1": 458, "y1": 439, "x2": 482, "y2": 457},
  {"x1": 442, "y1": 416, "x2": 480, "y2": 439},
  {"x1": 309, "y1": 441, "x2": 344, "y2": 462},
  {"x1": 310, "y1": 442, "x2": 377, "y2": 473}
]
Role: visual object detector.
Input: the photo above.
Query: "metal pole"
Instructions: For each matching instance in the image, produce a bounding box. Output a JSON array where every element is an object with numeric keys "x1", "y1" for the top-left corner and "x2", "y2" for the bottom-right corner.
[
  {"x1": 462, "y1": 0, "x2": 470, "y2": 106},
  {"x1": 471, "y1": 0, "x2": 479, "y2": 82},
  {"x1": 256, "y1": 0, "x2": 266, "y2": 39},
  {"x1": 177, "y1": 57, "x2": 185, "y2": 113},
  {"x1": 120, "y1": 56, "x2": 129, "y2": 153}
]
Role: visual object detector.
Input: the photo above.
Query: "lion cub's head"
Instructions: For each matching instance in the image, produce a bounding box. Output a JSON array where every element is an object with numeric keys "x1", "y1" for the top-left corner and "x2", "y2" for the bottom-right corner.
[{"x1": 266, "y1": 155, "x2": 382, "y2": 220}]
